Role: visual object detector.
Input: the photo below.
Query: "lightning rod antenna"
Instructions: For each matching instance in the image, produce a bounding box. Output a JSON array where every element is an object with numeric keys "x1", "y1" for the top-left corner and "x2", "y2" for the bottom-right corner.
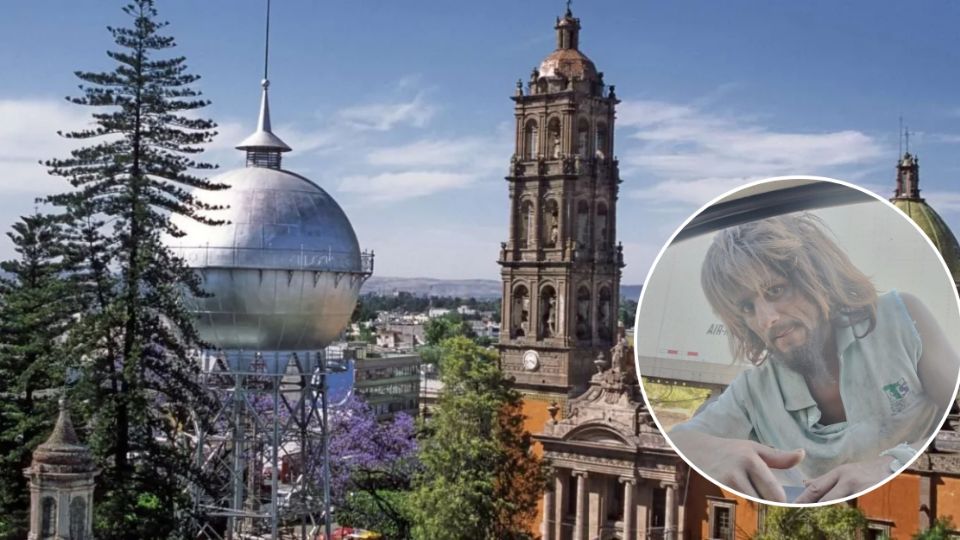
[
  {"x1": 263, "y1": 0, "x2": 271, "y2": 82},
  {"x1": 899, "y1": 116, "x2": 903, "y2": 156}
]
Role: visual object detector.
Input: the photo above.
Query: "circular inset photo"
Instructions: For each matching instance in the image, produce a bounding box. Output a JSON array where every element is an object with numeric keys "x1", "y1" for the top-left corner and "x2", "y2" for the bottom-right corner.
[{"x1": 634, "y1": 177, "x2": 960, "y2": 506}]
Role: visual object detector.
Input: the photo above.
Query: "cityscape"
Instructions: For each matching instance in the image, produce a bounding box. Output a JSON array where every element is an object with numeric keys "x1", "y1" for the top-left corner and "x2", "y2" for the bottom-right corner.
[{"x1": 1, "y1": 1, "x2": 960, "y2": 540}]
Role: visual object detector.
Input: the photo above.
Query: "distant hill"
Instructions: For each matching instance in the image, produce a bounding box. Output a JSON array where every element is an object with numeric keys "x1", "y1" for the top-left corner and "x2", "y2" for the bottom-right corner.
[
  {"x1": 361, "y1": 277, "x2": 502, "y2": 299},
  {"x1": 621, "y1": 284, "x2": 643, "y2": 302},
  {"x1": 363, "y1": 276, "x2": 643, "y2": 301}
]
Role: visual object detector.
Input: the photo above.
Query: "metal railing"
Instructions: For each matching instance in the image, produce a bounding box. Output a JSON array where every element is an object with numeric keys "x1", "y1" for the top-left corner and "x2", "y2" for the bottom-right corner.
[{"x1": 171, "y1": 245, "x2": 374, "y2": 274}]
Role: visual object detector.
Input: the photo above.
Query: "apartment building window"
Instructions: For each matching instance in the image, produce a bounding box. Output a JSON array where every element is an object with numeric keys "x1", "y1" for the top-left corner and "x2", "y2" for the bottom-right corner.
[
  {"x1": 863, "y1": 520, "x2": 891, "y2": 540},
  {"x1": 707, "y1": 497, "x2": 736, "y2": 540}
]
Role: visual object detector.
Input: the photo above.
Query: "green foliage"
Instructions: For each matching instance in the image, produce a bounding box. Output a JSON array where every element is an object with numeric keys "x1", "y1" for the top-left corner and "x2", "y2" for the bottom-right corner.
[
  {"x1": 41, "y1": 1, "x2": 224, "y2": 537},
  {"x1": 338, "y1": 490, "x2": 413, "y2": 539},
  {"x1": 619, "y1": 298, "x2": 638, "y2": 329},
  {"x1": 411, "y1": 337, "x2": 546, "y2": 540},
  {"x1": 358, "y1": 323, "x2": 377, "y2": 344},
  {"x1": 914, "y1": 516, "x2": 957, "y2": 540},
  {"x1": 351, "y1": 298, "x2": 378, "y2": 323},
  {"x1": 753, "y1": 505, "x2": 867, "y2": 540},
  {"x1": 642, "y1": 379, "x2": 711, "y2": 416},
  {"x1": 0, "y1": 215, "x2": 73, "y2": 539},
  {"x1": 423, "y1": 313, "x2": 475, "y2": 346},
  {"x1": 418, "y1": 344, "x2": 441, "y2": 367}
]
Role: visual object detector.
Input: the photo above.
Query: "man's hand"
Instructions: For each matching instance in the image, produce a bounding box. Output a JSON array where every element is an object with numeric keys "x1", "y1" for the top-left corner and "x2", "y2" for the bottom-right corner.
[
  {"x1": 670, "y1": 430, "x2": 805, "y2": 502},
  {"x1": 793, "y1": 456, "x2": 895, "y2": 503}
]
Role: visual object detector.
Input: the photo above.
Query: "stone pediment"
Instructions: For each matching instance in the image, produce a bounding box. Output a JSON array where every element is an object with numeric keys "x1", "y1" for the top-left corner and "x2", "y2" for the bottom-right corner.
[{"x1": 539, "y1": 340, "x2": 667, "y2": 451}]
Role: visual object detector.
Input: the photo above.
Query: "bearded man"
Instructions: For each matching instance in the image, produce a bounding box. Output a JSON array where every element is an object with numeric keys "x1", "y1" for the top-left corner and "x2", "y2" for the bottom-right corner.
[{"x1": 669, "y1": 213, "x2": 959, "y2": 503}]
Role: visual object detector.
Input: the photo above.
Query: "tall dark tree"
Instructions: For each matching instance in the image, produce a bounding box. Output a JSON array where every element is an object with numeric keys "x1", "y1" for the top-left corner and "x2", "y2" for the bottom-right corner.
[
  {"x1": 0, "y1": 214, "x2": 73, "y2": 539},
  {"x1": 43, "y1": 1, "x2": 226, "y2": 537}
]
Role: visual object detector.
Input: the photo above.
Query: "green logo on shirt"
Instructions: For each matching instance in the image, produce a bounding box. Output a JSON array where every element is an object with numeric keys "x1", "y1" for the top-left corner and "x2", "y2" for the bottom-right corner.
[{"x1": 883, "y1": 378, "x2": 910, "y2": 413}]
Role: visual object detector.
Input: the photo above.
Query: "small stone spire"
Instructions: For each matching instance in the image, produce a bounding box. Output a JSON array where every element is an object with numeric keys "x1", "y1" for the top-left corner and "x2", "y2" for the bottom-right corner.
[
  {"x1": 235, "y1": 0, "x2": 291, "y2": 169},
  {"x1": 893, "y1": 151, "x2": 922, "y2": 200},
  {"x1": 25, "y1": 396, "x2": 98, "y2": 540},
  {"x1": 30, "y1": 396, "x2": 95, "y2": 470},
  {"x1": 555, "y1": 5, "x2": 581, "y2": 50},
  {"x1": 235, "y1": 79, "x2": 292, "y2": 169}
]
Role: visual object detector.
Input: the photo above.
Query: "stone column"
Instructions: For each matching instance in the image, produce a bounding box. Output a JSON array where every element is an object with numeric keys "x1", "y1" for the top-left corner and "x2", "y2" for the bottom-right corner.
[
  {"x1": 542, "y1": 477, "x2": 556, "y2": 540},
  {"x1": 635, "y1": 480, "x2": 651, "y2": 540},
  {"x1": 620, "y1": 477, "x2": 636, "y2": 539},
  {"x1": 572, "y1": 471, "x2": 588, "y2": 540},
  {"x1": 555, "y1": 471, "x2": 568, "y2": 540},
  {"x1": 663, "y1": 482, "x2": 678, "y2": 540}
]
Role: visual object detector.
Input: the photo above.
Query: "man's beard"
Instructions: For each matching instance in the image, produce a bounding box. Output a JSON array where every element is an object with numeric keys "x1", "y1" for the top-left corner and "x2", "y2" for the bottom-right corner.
[{"x1": 768, "y1": 320, "x2": 833, "y2": 383}]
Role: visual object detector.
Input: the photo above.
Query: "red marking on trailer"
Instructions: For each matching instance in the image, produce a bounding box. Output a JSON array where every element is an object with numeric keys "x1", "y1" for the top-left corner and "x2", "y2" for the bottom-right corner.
[
  {"x1": 687, "y1": 351, "x2": 699, "y2": 357},
  {"x1": 666, "y1": 349, "x2": 678, "y2": 355}
]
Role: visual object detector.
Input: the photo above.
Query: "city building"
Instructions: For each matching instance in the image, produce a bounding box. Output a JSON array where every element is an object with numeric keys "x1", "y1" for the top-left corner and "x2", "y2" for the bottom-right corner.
[{"x1": 353, "y1": 351, "x2": 421, "y2": 419}]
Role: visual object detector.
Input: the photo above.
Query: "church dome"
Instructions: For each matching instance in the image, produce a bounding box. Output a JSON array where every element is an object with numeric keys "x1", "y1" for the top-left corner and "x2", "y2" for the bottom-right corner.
[
  {"x1": 893, "y1": 199, "x2": 960, "y2": 283},
  {"x1": 539, "y1": 48, "x2": 598, "y2": 81},
  {"x1": 537, "y1": 7, "x2": 599, "y2": 83},
  {"x1": 890, "y1": 152, "x2": 960, "y2": 284}
]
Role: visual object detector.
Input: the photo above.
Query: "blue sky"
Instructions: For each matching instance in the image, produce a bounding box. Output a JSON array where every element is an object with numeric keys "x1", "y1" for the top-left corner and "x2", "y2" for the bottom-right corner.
[{"x1": 2, "y1": 1, "x2": 959, "y2": 284}]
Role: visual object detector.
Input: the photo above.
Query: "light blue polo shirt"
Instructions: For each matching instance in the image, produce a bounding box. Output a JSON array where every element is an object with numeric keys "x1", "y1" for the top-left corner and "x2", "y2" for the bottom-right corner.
[{"x1": 672, "y1": 291, "x2": 941, "y2": 479}]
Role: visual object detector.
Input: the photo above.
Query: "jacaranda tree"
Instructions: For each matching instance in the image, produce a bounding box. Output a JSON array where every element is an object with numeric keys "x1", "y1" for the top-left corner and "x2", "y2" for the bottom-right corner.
[{"x1": 328, "y1": 395, "x2": 418, "y2": 538}]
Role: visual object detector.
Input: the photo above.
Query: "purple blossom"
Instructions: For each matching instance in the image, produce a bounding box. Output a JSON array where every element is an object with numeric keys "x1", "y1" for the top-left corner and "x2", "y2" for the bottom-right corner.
[{"x1": 326, "y1": 395, "x2": 419, "y2": 503}]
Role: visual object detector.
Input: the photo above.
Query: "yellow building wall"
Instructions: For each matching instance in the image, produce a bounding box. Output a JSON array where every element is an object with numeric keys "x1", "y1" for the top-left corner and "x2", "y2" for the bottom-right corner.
[
  {"x1": 858, "y1": 473, "x2": 921, "y2": 537},
  {"x1": 936, "y1": 476, "x2": 960, "y2": 526},
  {"x1": 684, "y1": 471, "x2": 762, "y2": 540},
  {"x1": 522, "y1": 393, "x2": 565, "y2": 535}
]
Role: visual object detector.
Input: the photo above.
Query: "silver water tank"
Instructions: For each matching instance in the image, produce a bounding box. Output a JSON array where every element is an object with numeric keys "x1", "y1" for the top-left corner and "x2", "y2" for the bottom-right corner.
[{"x1": 168, "y1": 81, "x2": 372, "y2": 353}]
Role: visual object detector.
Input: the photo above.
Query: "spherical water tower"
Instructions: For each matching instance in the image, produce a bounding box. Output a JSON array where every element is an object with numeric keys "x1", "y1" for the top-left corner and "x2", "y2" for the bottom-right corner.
[{"x1": 169, "y1": 72, "x2": 371, "y2": 539}]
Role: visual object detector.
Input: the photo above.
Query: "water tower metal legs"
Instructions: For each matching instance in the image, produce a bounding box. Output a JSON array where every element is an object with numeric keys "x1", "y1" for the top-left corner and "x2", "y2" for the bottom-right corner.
[{"x1": 189, "y1": 350, "x2": 341, "y2": 540}]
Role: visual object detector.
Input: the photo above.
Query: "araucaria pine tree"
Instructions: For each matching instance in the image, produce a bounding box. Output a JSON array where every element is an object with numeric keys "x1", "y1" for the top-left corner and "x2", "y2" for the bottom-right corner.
[
  {"x1": 0, "y1": 214, "x2": 73, "y2": 539},
  {"x1": 43, "y1": 1, "x2": 226, "y2": 537}
]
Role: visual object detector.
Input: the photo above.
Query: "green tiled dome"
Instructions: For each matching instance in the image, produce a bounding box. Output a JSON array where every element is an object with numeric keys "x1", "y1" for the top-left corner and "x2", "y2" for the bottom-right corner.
[
  {"x1": 893, "y1": 198, "x2": 960, "y2": 283},
  {"x1": 891, "y1": 152, "x2": 960, "y2": 285}
]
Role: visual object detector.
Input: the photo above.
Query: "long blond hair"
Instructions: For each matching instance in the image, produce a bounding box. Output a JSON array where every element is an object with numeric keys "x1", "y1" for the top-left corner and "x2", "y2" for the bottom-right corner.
[{"x1": 700, "y1": 213, "x2": 877, "y2": 365}]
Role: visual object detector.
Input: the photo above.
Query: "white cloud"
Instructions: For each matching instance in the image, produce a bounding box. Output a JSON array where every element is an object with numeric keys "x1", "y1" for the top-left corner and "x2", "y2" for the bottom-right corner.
[
  {"x1": 337, "y1": 171, "x2": 476, "y2": 203},
  {"x1": 337, "y1": 93, "x2": 436, "y2": 132},
  {"x1": 0, "y1": 99, "x2": 94, "y2": 194},
  {"x1": 356, "y1": 222, "x2": 502, "y2": 280},
  {"x1": 367, "y1": 137, "x2": 506, "y2": 172},
  {"x1": 928, "y1": 133, "x2": 960, "y2": 144},
  {"x1": 617, "y1": 99, "x2": 886, "y2": 207},
  {"x1": 924, "y1": 192, "x2": 960, "y2": 213}
]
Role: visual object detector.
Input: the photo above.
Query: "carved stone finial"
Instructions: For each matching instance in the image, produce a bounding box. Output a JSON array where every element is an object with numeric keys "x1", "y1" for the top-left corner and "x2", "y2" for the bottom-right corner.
[
  {"x1": 548, "y1": 401, "x2": 559, "y2": 424},
  {"x1": 594, "y1": 352, "x2": 607, "y2": 373}
]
